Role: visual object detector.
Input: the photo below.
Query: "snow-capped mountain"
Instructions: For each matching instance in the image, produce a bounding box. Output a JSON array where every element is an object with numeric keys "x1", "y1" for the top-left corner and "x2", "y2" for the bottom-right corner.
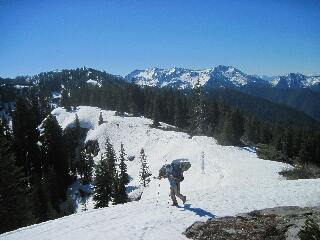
[
  {"x1": 125, "y1": 65, "x2": 267, "y2": 89},
  {"x1": 271, "y1": 73, "x2": 320, "y2": 89},
  {"x1": 125, "y1": 66, "x2": 320, "y2": 90}
]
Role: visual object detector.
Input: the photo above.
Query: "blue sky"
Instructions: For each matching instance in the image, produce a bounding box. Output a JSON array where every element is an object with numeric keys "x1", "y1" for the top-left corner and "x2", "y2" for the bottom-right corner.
[{"x1": 0, "y1": 0, "x2": 319, "y2": 78}]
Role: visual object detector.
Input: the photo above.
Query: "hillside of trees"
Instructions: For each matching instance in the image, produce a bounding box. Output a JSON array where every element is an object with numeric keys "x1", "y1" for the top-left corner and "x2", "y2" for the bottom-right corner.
[{"x1": 239, "y1": 86, "x2": 320, "y2": 121}]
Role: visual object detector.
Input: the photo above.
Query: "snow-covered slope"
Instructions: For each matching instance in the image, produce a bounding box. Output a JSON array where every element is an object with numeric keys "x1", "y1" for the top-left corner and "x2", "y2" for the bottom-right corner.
[
  {"x1": 2, "y1": 106, "x2": 320, "y2": 240},
  {"x1": 126, "y1": 66, "x2": 320, "y2": 90}
]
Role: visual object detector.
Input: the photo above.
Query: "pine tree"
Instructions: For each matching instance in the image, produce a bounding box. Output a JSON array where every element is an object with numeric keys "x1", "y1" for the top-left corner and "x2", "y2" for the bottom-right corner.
[
  {"x1": 93, "y1": 138, "x2": 116, "y2": 208},
  {"x1": 61, "y1": 89, "x2": 71, "y2": 111},
  {"x1": 174, "y1": 95, "x2": 184, "y2": 128},
  {"x1": 282, "y1": 127, "x2": 294, "y2": 159},
  {"x1": 12, "y1": 97, "x2": 42, "y2": 184},
  {"x1": 113, "y1": 143, "x2": 129, "y2": 204},
  {"x1": 73, "y1": 114, "x2": 82, "y2": 172},
  {"x1": 45, "y1": 168, "x2": 62, "y2": 213},
  {"x1": 0, "y1": 124, "x2": 34, "y2": 233},
  {"x1": 244, "y1": 117, "x2": 260, "y2": 144},
  {"x1": 31, "y1": 180, "x2": 58, "y2": 223},
  {"x1": 12, "y1": 98, "x2": 31, "y2": 177},
  {"x1": 98, "y1": 111, "x2": 104, "y2": 125},
  {"x1": 116, "y1": 92, "x2": 126, "y2": 116},
  {"x1": 165, "y1": 90, "x2": 175, "y2": 125},
  {"x1": 220, "y1": 112, "x2": 234, "y2": 145},
  {"x1": 113, "y1": 170, "x2": 128, "y2": 204},
  {"x1": 93, "y1": 154, "x2": 112, "y2": 208},
  {"x1": 105, "y1": 139, "x2": 117, "y2": 184},
  {"x1": 231, "y1": 109, "x2": 244, "y2": 144},
  {"x1": 299, "y1": 137, "x2": 313, "y2": 163},
  {"x1": 151, "y1": 96, "x2": 160, "y2": 127},
  {"x1": 119, "y1": 143, "x2": 129, "y2": 185},
  {"x1": 39, "y1": 93, "x2": 51, "y2": 120},
  {"x1": 139, "y1": 148, "x2": 151, "y2": 187},
  {"x1": 40, "y1": 114, "x2": 69, "y2": 207},
  {"x1": 207, "y1": 101, "x2": 219, "y2": 135},
  {"x1": 190, "y1": 79, "x2": 206, "y2": 135},
  {"x1": 79, "y1": 146, "x2": 94, "y2": 184}
]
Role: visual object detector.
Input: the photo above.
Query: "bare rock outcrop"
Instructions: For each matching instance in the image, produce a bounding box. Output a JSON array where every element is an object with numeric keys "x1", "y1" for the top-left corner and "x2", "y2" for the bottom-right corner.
[{"x1": 184, "y1": 206, "x2": 320, "y2": 240}]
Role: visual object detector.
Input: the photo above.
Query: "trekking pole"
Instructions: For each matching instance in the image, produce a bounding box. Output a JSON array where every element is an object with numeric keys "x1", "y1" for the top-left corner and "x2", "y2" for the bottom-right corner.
[
  {"x1": 156, "y1": 154, "x2": 169, "y2": 206},
  {"x1": 201, "y1": 151, "x2": 205, "y2": 174}
]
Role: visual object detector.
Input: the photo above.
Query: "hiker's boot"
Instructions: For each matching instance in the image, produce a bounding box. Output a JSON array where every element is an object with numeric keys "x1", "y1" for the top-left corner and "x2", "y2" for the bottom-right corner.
[
  {"x1": 171, "y1": 202, "x2": 178, "y2": 206},
  {"x1": 182, "y1": 196, "x2": 187, "y2": 204}
]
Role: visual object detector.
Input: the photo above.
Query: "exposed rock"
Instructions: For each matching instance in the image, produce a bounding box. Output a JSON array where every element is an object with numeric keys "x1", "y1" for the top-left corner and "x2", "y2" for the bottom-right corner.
[{"x1": 184, "y1": 206, "x2": 320, "y2": 240}]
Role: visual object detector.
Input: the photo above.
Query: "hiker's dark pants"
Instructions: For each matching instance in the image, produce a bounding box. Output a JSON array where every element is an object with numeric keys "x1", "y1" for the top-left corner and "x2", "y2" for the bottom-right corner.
[{"x1": 170, "y1": 181, "x2": 185, "y2": 204}]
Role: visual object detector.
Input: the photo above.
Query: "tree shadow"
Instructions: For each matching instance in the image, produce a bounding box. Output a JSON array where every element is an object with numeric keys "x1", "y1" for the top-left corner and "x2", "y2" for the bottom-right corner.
[{"x1": 177, "y1": 204, "x2": 215, "y2": 219}]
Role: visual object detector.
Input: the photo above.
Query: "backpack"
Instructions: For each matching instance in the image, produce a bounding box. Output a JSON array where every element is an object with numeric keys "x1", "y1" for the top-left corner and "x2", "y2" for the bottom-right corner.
[{"x1": 171, "y1": 163, "x2": 184, "y2": 182}]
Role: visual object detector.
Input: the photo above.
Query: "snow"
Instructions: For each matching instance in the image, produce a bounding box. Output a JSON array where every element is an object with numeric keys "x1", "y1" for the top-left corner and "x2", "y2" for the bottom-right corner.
[
  {"x1": 14, "y1": 85, "x2": 29, "y2": 89},
  {"x1": 52, "y1": 91, "x2": 62, "y2": 99},
  {"x1": 126, "y1": 67, "x2": 320, "y2": 89},
  {"x1": 86, "y1": 79, "x2": 102, "y2": 87},
  {"x1": 125, "y1": 66, "x2": 259, "y2": 89},
  {"x1": 2, "y1": 106, "x2": 320, "y2": 240},
  {"x1": 271, "y1": 74, "x2": 320, "y2": 88}
]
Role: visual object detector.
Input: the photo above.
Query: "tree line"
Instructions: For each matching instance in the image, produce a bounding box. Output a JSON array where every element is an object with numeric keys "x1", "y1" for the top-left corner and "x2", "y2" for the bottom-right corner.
[{"x1": 61, "y1": 78, "x2": 320, "y2": 167}]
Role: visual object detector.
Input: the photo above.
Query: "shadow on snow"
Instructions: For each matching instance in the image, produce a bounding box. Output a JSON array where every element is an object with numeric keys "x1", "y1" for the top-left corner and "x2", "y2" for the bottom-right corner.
[{"x1": 177, "y1": 203, "x2": 215, "y2": 219}]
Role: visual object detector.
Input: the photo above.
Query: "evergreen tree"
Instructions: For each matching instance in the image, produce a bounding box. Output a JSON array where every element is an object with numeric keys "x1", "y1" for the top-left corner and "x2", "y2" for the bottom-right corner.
[
  {"x1": 39, "y1": 93, "x2": 51, "y2": 120},
  {"x1": 244, "y1": 117, "x2": 260, "y2": 144},
  {"x1": 151, "y1": 95, "x2": 160, "y2": 127},
  {"x1": 93, "y1": 154, "x2": 112, "y2": 208},
  {"x1": 116, "y1": 92, "x2": 126, "y2": 116},
  {"x1": 231, "y1": 109, "x2": 244, "y2": 143},
  {"x1": 40, "y1": 114, "x2": 69, "y2": 207},
  {"x1": 165, "y1": 89, "x2": 175, "y2": 125},
  {"x1": 12, "y1": 98, "x2": 31, "y2": 177},
  {"x1": 119, "y1": 143, "x2": 129, "y2": 185},
  {"x1": 174, "y1": 95, "x2": 184, "y2": 128},
  {"x1": 190, "y1": 79, "x2": 206, "y2": 135},
  {"x1": 45, "y1": 168, "x2": 62, "y2": 213},
  {"x1": 28, "y1": 95, "x2": 43, "y2": 183},
  {"x1": 31, "y1": 180, "x2": 58, "y2": 223},
  {"x1": 61, "y1": 89, "x2": 72, "y2": 111},
  {"x1": 139, "y1": 148, "x2": 151, "y2": 187},
  {"x1": 112, "y1": 143, "x2": 129, "y2": 204},
  {"x1": 12, "y1": 97, "x2": 42, "y2": 183},
  {"x1": 98, "y1": 111, "x2": 104, "y2": 125},
  {"x1": 220, "y1": 112, "x2": 235, "y2": 145},
  {"x1": 63, "y1": 114, "x2": 84, "y2": 176},
  {"x1": 79, "y1": 146, "x2": 94, "y2": 184},
  {"x1": 105, "y1": 139, "x2": 117, "y2": 185},
  {"x1": 0, "y1": 124, "x2": 34, "y2": 233},
  {"x1": 282, "y1": 127, "x2": 294, "y2": 159},
  {"x1": 112, "y1": 170, "x2": 128, "y2": 204},
  {"x1": 207, "y1": 101, "x2": 219, "y2": 135},
  {"x1": 299, "y1": 137, "x2": 313, "y2": 163},
  {"x1": 93, "y1": 138, "x2": 116, "y2": 208}
]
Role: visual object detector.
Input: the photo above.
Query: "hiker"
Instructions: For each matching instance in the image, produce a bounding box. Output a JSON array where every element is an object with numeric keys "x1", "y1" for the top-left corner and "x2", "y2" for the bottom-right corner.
[{"x1": 159, "y1": 161, "x2": 189, "y2": 206}]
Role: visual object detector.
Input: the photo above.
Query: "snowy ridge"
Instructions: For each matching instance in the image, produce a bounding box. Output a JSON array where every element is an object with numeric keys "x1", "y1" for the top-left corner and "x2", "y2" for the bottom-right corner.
[
  {"x1": 271, "y1": 73, "x2": 320, "y2": 88},
  {"x1": 125, "y1": 66, "x2": 263, "y2": 89},
  {"x1": 126, "y1": 66, "x2": 320, "y2": 89},
  {"x1": 1, "y1": 106, "x2": 320, "y2": 240}
]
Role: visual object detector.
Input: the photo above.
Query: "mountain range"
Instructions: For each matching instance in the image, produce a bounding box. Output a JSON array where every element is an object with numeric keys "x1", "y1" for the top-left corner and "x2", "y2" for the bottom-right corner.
[
  {"x1": 125, "y1": 65, "x2": 320, "y2": 91},
  {"x1": 1, "y1": 66, "x2": 320, "y2": 122}
]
